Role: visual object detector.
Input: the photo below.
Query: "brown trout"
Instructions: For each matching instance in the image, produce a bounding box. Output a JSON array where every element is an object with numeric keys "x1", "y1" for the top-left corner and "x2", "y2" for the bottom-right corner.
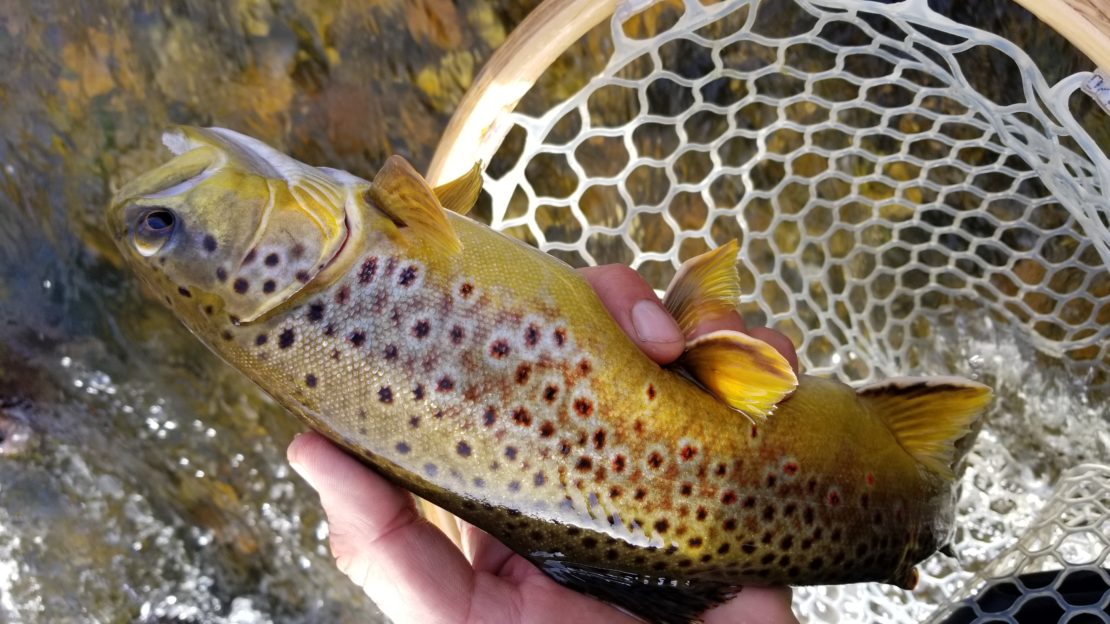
[{"x1": 109, "y1": 127, "x2": 992, "y2": 623}]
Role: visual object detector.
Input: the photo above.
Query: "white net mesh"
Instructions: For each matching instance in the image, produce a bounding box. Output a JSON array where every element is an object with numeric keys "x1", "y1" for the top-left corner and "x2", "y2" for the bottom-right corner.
[{"x1": 444, "y1": 0, "x2": 1110, "y2": 620}]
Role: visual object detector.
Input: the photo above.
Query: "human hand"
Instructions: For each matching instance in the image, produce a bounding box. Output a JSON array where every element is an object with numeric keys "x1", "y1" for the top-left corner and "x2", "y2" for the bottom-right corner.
[{"x1": 288, "y1": 265, "x2": 800, "y2": 624}]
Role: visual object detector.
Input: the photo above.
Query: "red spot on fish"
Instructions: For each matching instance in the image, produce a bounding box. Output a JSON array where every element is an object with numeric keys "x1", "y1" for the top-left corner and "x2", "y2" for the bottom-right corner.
[
  {"x1": 633, "y1": 419, "x2": 644, "y2": 434},
  {"x1": 573, "y1": 398, "x2": 593, "y2": 417},
  {"x1": 646, "y1": 384, "x2": 656, "y2": 400},
  {"x1": 721, "y1": 491, "x2": 737, "y2": 505},
  {"x1": 336, "y1": 285, "x2": 350, "y2": 305},
  {"x1": 679, "y1": 445, "x2": 697, "y2": 461},
  {"x1": 512, "y1": 407, "x2": 532, "y2": 427},
  {"x1": 783, "y1": 462, "x2": 799, "y2": 477},
  {"x1": 827, "y1": 489, "x2": 841, "y2": 506},
  {"x1": 515, "y1": 363, "x2": 531, "y2": 384},
  {"x1": 611, "y1": 455, "x2": 626, "y2": 472},
  {"x1": 578, "y1": 359, "x2": 592, "y2": 376},
  {"x1": 751, "y1": 425, "x2": 758, "y2": 438},
  {"x1": 865, "y1": 472, "x2": 875, "y2": 487},
  {"x1": 459, "y1": 282, "x2": 474, "y2": 299}
]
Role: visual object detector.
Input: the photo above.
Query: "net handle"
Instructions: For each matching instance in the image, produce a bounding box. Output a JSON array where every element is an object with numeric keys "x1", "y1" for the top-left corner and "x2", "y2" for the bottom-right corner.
[
  {"x1": 1013, "y1": 0, "x2": 1110, "y2": 74},
  {"x1": 426, "y1": 0, "x2": 618, "y2": 185}
]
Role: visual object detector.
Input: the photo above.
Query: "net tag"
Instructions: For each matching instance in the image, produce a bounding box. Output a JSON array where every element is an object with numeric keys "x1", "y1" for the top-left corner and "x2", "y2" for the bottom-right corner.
[{"x1": 1082, "y1": 71, "x2": 1110, "y2": 114}]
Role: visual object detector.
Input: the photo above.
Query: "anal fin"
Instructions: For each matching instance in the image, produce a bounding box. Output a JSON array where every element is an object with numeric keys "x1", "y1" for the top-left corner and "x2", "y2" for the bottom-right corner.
[
  {"x1": 858, "y1": 376, "x2": 992, "y2": 479},
  {"x1": 678, "y1": 330, "x2": 798, "y2": 422},
  {"x1": 532, "y1": 554, "x2": 736, "y2": 624}
]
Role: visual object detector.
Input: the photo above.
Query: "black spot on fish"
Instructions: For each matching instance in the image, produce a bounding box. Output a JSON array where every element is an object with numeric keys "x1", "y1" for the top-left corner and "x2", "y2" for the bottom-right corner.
[
  {"x1": 458, "y1": 282, "x2": 473, "y2": 298},
  {"x1": 396, "y1": 442, "x2": 410, "y2": 454},
  {"x1": 264, "y1": 253, "x2": 279, "y2": 266},
  {"x1": 383, "y1": 345, "x2": 398, "y2": 360},
  {"x1": 648, "y1": 452, "x2": 664, "y2": 470},
  {"x1": 203, "y1": 305, "x2": 214, "y2": 316},
  {"x1": 378, "y1": 387, "x2": 393, "y2": 403},
  {"x1": 307, "y1": 302, "x2": 325, "y2": 322},
  {"x1": 412, "y1": 384, "x2": 425, "y2": 401},
  {"x1": 511, "y1": 407, "x2": 531, "y2": 426},
  {"x1": 723, "y1": 518, "x2": 737, "y2": 531},
  {"x1": 278, "y1": 328, "x2": 295, "y2": 349},
  {"x1": 696, "y1": 506, "x2": 707, "y2": 521},
  {"x1": 762, "y1": 506, "x2": 776, "y2": 521},
  {"x1": 539, "y1": 421, "x2": 555, "y2": 437},
  {"x1": 216, "y1": 267, "x2": 228, "y2": 282},
  {"x1": 611, "y1": 455, "x2": 626, "y2": 472},
  {"x1": 553, "y1": 327, "x2": 567, "y2": 346},
  {"x1": 508, "y1": 481, "x2": 521, "y2": 492},
  {"x1": 305, "y1": 374, "x2": 317, "y2": 388},
  {"x1": 780, "y1": 535, "x2": 794, "y2": 550},
  {"x1": 295, "y1": 271, "x2": 310, "y2": 283},
  {"x1": 524, "y1": 323, "x2": 540, "y2": 347},
  {"x1": 634, "y1": 488, "x2": 647, "y2": 500},
  {"x1": 653, "y1": 519, "x2": 669, "y2": 534},
  {"x1": 233, "y1": 278, "x2": 249, "y2": 294},
  {"x1": 177, "y1": 287, "x2": 191, "y2": 298},
  {"x1": 609, "y1": 486, "x2": 622, "y2": 499},
  {"x1": 449, "y1": 325, "x2": 464, "y2": 344},
  {"x1": 348, "y1": 331, "x2": 366, "y2": 347},
  {"x1": 220, "y1": 330, "x2": 233, "y2": 341},
  {"x1": 335, "y1": 285, "x2": 350, "y2": 305},
  {"x1": 358, "y1": 257, "x2": 378, "y2": 284},
  {"x1": 263, "y1": 280, "x2": 276, "y2": 294},
  {"x1": 436, "y1": 376, "x2": 454, "y2": 392},
  {"x1": 679, "y1": 483, "x2": 693, "y2": 496},
  {"x1": 533, "y1": 472, "x2": 546, "y2": 486},
  {"x1": 482, "y1": 406, "x2": 496, "y2": 426},
  {"x1": 718, "y1": 543, "x2": 731, "y2": 555},
  {"x1": 592, "y1": 429, "x2": 606, "y2": 450},
  {"x1": 808, "y1": 557, "x2": 824, "y2": 570},
  {"x1": 582, "y1": 537, "x2": 597, "y2": 549},
  {"x1": 575, "y1": 457, "x2": 592, "y2": 471},
  {"x1": 504, "y1": 446, "x2": 518, "y2": 460},
  {"x1": 412, "y1": 320, "x2": 430, "y2": 338},
  {"x1": 488, "y1": 339, "x2": 510, "y2": 359},
  {"x1": 456, "y1": 441, "x2": 471, "y2": 458},
  {"x1": 423, "y1": 463, "x2": 437, "y2": 476},
  {"x1": 543, "y1": 386, "x2": 558, "y2": 402},
  {"x1": 255, "y1": 334, "x2": 268, "y2": 346},
  {"x1": 203, "y1": 235, "x2": 217, "y2": 253},
  {"x1": 741, "y1": 542, "x2": 756, "y2": 554},
  {"x1": 398, "y1": 265, "x2": 418, "y2": 286}
]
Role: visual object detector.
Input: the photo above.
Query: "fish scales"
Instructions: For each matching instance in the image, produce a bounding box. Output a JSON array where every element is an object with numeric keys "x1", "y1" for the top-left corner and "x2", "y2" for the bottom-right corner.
[{"x1": 109, "y1": 128, "x2": 992, "y2": 622}]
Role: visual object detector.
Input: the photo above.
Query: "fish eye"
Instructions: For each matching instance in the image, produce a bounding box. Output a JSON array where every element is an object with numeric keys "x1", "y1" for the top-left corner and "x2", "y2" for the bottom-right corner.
[
  {"x1": 144, "y1": 209, "x2": 175, "y2": 232},
  {"x1": 133, "y1": 207, "x2": 178, "y2": 256}
]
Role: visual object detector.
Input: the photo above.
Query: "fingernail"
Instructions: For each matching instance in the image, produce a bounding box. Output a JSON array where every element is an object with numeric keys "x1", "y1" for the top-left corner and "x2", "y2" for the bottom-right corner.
[
  {"x1": 289, "y1": 461, "x2": 315, "y2": 489},
  {"x1": 631, "y1": 299, "x2": 680, "y2": 344}
]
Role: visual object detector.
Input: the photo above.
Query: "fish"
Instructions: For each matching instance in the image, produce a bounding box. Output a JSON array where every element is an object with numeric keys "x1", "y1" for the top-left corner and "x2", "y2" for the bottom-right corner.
[{"x1": 108, "y1": 127, "x2": 992, "y2": 623}]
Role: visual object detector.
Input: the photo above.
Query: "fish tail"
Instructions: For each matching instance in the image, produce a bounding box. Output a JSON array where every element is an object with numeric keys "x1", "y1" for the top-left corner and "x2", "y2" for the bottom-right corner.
[{"x1": 857, "y1": 376, "x2": 993, "y2": 480}]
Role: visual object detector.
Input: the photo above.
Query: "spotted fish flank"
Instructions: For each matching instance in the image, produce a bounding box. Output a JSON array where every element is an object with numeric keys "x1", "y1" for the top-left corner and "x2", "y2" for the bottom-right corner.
[{"x1": 109, "y1": 128, "x2": 993, "y2": 624}]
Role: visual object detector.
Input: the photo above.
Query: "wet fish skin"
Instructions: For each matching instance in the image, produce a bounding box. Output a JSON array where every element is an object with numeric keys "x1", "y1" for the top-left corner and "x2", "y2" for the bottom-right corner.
[{"x1": 109, "y1": 127, "x2": 991, "y2": 622}]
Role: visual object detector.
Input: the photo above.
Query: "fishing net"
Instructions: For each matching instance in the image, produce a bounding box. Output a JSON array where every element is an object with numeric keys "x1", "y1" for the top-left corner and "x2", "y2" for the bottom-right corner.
[{"x1": 430, "y1": 0, "x2": 1110, "y2": 621}]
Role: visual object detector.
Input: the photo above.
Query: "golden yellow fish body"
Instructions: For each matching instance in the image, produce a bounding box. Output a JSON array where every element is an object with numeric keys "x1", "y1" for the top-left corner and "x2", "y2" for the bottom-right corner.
[{"x1": 109, "y1": 128, "x2": 990, "y2": 622}]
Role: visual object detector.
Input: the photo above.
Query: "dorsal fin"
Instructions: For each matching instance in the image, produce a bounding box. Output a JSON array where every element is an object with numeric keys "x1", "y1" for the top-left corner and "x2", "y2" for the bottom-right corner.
[
  {"x1": 663, "y1": 240, "x2": 741, "y2": 335},
  {"x1": 432, "y1": 161, "x2": 482, "y2": 215},
  {"x1": 368, "y1": 155, "x2": 462, "y2": 254},
  {"x1": 857, "y1": 377, "x2": 992, "y2": 479},
  {"x1": 678, "y1": 330, "x2": 798, "y2": 422}
]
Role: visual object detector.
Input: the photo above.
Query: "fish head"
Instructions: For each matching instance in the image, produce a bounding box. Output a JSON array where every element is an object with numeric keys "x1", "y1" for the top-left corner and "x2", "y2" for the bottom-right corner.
[{"x1": 109, "y1": 127, "x2": 366, "y2": 325}]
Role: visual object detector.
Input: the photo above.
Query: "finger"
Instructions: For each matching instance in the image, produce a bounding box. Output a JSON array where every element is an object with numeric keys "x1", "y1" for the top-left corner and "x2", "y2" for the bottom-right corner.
[
  {"x1": 747, "y1": 326, "x2": 799, "y2": 373},
  {"x1": 287, "y1": 432, "x2": 475, "y2": 623},
  {"x1": 579, "y1": 265, "x2": 686, "y2": 364},
  {"x1": 704, "y1": 585, "x2": 798, "y2": 624}
]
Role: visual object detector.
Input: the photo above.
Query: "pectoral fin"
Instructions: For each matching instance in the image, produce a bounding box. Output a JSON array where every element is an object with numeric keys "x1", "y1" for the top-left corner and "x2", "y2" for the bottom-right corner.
[
  {"x1": 369, "y1": 155, "x2": 462, "y2": 254},
  {"x1": 858, "y1": 377, "x2": 992, "y2": 479},
  {"x1": 678, "y1": 330, "x2": 798, "y2": 421},
  {"x1": 432, "y1": 161, "x2": 483, "y2": 215},
  {"x1": 663, "y1": 240, "x2": 742, "y2": 335}
]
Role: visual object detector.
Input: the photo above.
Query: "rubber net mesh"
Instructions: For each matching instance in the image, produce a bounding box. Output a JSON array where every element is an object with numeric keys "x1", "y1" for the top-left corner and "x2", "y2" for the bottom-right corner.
[{"x1": 459, "y1": 0, "x2": 1110, "y2": 620}]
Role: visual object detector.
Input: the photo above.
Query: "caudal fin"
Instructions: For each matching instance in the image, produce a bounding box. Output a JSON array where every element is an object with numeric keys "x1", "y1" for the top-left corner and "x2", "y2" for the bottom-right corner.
[{"x1": 858, "y1": 377, "x2": 992, "y2": 479}]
